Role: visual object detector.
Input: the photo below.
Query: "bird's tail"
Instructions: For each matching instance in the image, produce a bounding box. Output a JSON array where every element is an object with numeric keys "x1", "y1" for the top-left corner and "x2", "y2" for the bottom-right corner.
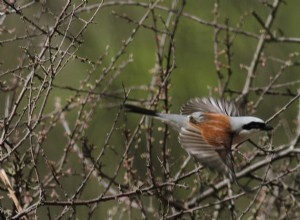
[
  {"x1": 123, "y1": 104, "x2": 158, "y2": 117},
  {"x1": 124, "y1": 104, "x2": 187, "y2": 132}
]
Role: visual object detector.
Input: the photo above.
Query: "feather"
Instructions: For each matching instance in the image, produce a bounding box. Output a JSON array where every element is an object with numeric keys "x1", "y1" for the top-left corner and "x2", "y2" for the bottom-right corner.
[
  {"x1": 124, "y1": 104, "x2": 158, "y2": 116},
  {"x1": 179, "y1": 125, "x2": 235, "y2": 179},
  {"x1": 181, "y1": 97, "x2": 240, "y2": 116}
]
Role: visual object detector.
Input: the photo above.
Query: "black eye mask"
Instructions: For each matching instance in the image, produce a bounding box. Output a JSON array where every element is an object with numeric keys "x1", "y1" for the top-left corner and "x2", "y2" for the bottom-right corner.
[{"x1": 242, "y1": 122, "x2": 273, "y2": 131}]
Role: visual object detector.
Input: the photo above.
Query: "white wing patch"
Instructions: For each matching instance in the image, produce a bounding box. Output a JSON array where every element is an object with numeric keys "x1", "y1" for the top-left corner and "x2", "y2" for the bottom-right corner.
[{"x1": 179, "y1": 125, "x2": 235, "y2": 178}]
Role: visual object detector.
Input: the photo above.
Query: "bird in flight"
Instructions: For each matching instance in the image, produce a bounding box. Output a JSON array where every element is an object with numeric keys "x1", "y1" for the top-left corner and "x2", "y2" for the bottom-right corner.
[{"x1": 124, "y1": 97, "x2": 272, "y2": 181}]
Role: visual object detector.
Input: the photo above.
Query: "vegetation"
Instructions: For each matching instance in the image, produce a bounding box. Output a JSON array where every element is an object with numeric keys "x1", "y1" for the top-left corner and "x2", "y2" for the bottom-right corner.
[{"x1": 0, "y1": 0, "x2": 299, "y2": 219}]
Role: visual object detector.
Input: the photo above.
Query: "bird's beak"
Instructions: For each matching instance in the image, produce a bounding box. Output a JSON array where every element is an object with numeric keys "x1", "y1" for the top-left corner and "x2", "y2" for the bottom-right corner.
[{"x1": 263, "y1": 124, "x2": 273, "y2": 131}]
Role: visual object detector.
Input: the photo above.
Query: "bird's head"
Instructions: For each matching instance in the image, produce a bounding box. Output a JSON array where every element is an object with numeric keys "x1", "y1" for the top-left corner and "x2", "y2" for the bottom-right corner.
[{"x1": 230, "y1": 116, "x2": 273, "y2": 144}]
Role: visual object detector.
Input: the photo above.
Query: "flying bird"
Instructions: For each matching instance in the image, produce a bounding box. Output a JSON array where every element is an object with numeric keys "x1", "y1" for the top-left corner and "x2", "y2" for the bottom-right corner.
[{"x1": 124, "y1": 97, "x2": 272, "y2": 181}]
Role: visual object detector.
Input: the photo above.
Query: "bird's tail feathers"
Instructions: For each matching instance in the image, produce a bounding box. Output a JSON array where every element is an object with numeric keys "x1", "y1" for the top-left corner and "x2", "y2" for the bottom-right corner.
[{"x1": 124, "y1": 104, "x2": 158, "y2": 117}]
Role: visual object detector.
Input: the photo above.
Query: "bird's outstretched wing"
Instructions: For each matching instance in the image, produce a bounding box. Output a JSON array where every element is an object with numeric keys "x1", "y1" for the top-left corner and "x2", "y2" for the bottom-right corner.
[
  {"x1": 179, "y1": 125, "x2": 235, "y2": 179},
  {"x1": 181, "y1": 97, "x2": 240, "y2": 116}
]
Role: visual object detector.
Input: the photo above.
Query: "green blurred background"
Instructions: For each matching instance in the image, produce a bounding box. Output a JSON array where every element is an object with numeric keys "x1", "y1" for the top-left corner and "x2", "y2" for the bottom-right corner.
[{"x1": 0, "y1": 0, "x2": 300, "y2": 219}]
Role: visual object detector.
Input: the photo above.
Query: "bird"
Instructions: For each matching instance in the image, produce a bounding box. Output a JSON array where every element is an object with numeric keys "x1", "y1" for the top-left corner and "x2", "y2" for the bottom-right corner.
[{"x1": 124, "y1": 97, "x2": 272, "y2": 181}]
